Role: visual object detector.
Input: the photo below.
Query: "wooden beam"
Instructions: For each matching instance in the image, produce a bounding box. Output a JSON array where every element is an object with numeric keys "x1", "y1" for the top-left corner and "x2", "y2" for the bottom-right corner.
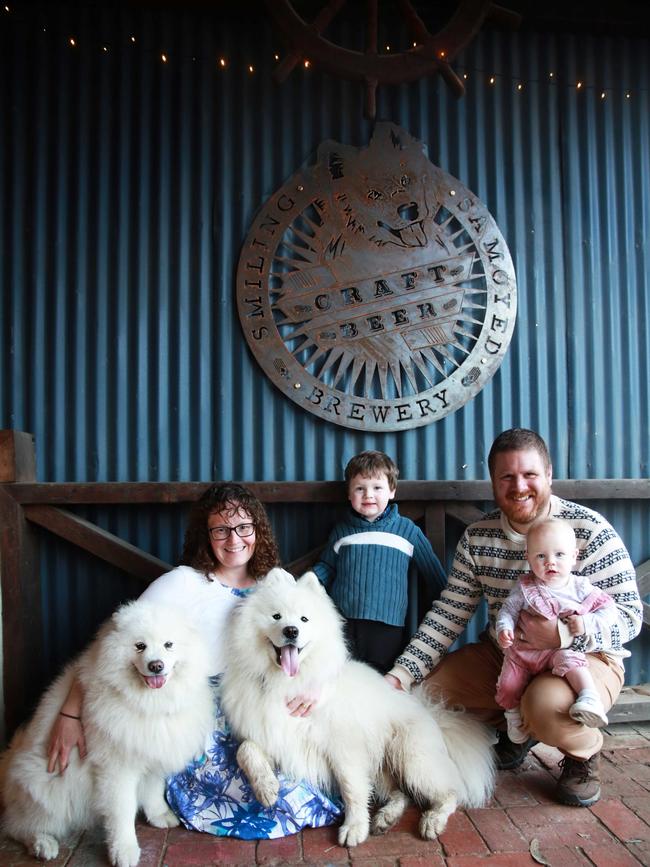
[
  {"x1": 609, "y1": 687, "x2": 650, "y2": 724},
  {"x1": 425, "y1": 502, "x2": 446, "y2": 566},
  {"x1": 4, "y1": 481, "x2": 344, "y2": 505},
  {"x1": 446, "y1": 503, "x2": 488, "y2": 526},
  {"x1": 285, "y1": 545, "x2": 325, "y2": 576},
  {"x1": 0, "y1": 434, "x2": 40, "y2": 737},
  {"x1": 23, "y1": 505, "x2": 172, "y2": 583},
  {"x1": 5, "y1": 477, "x2": 648, "y2": 506},
  {"x1": 636, "y1": 559, "x2": 650, "y2": 628}
]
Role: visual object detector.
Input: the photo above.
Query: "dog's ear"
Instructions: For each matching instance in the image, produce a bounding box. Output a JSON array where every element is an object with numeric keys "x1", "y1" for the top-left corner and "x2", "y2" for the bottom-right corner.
[
  {"x1": 260, "y1": 567, "x2": 296, "y2": 587},
  {"x1": 297, "y1": 570, "x2": 325, "y2": 593}
]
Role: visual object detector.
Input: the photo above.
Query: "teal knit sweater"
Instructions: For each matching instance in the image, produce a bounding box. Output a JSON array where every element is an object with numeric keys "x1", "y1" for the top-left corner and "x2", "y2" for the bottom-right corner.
[{"x1": 313, "y1": 504, "x2": 446, "y2": 627}]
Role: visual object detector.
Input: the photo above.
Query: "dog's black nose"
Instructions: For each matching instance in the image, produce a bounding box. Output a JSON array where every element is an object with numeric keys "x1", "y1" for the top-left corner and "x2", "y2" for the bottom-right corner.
[
  {"x1": 283, "y1": 625, "x2": 299, "y2": 641},
  {"x1": 148, "y1": 659, "x2": 164, "y2": 673}
]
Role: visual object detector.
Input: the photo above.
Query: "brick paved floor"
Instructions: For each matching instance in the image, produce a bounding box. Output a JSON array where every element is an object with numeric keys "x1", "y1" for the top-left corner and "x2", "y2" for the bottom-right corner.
[{"x1": 2, "y1": 721, "x2": 650, "y2": 866}]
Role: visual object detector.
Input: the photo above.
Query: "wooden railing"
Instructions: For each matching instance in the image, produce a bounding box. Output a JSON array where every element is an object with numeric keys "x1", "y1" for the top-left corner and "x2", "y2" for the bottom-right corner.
[{"x1": 1, "y1": 430, "x2": 648, "y2": 735}]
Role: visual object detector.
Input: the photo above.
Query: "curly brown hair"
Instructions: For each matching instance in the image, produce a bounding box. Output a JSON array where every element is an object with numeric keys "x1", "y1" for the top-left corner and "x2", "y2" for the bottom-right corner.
[{"x1": 180, "y1": 483, "x2": 280, "y2": 580}]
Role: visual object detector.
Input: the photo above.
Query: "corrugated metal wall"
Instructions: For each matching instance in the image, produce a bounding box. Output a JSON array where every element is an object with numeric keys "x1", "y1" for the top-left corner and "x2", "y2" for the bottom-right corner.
[{"x1": 1, "y1": 3, "x2": 649, "y2": 686}]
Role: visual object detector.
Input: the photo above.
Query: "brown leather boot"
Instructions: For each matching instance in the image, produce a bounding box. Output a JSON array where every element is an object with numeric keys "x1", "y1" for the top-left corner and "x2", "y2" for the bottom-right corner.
[{"x1": 556, "y1": 753, "x2": 601, "y2": 807}]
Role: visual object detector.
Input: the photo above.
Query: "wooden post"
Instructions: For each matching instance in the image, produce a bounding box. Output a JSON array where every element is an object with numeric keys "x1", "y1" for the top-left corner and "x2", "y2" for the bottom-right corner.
[
  {"x1": 0, "y1": 430, "x2": 36, "y2": 482},
  {"x1": 0, "y1": 430, "x2": 40, "y2": 738}
]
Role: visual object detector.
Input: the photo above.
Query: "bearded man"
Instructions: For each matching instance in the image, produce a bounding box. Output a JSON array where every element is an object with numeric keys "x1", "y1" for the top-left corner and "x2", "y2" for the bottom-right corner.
[{"x1": 387, "y1": 428, "x2": 641, "y2": 807}]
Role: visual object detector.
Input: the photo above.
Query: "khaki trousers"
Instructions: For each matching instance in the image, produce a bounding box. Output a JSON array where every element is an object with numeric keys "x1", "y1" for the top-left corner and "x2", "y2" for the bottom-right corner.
[{"x1": 422, "y1": 633, "x2": 624, "y2": 760}]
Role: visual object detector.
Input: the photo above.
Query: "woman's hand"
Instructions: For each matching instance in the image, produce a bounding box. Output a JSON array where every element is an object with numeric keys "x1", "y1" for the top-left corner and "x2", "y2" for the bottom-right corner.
[
  {"x1": 47, "y1": 714, "x2": 87, "y2": 774},
  {"x1": 47, "y1": 678, "x2": 86, "y2": 774},
  {"x1": 517, "y1": 609, "x2": 561, "y2": 650},
  {"x1": 286, "y1": 692, "x2": 320, "y2": 717}
]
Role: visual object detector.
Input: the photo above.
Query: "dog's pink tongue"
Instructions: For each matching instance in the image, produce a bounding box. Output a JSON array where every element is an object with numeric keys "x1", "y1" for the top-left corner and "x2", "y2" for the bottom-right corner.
[
  {"x1": 280, "y1": 645, "x2": 299, "y2": 677},
  {"x1": 144, "y1": 675, "x2": 166, "y2": 689}
]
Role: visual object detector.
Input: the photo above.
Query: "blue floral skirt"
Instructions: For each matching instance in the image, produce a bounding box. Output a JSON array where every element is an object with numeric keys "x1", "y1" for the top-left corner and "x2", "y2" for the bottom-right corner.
[{"x1": 166, "y1": 682, "x2": 342, "y2": 839}]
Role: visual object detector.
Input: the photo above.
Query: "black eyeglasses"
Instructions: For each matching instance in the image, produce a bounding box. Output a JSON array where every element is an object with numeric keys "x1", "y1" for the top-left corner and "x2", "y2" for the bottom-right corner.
[{"x1": 208, "y1": 523, "x2": 255, "y2": 541}]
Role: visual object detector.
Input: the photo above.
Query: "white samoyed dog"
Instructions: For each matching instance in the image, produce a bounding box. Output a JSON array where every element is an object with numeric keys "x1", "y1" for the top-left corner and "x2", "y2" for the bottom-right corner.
[
  {"x1": 220, "y1": 568, "x2": 495, "y2": 847},
  {"x1": 1, "y1": 600, "x2": 214, "y2": 867}
]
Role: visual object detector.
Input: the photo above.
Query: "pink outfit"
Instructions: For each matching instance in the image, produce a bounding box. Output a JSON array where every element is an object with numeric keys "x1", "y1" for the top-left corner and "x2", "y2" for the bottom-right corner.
[{"x1": 495, "y1": 575, "x2": 616, "y2": 710}]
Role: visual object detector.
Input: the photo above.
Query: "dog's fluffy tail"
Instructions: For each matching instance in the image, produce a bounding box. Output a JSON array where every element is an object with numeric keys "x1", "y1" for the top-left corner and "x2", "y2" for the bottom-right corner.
[{"x1": 418, "y1": 688, "x2": 496, "y2": 808}]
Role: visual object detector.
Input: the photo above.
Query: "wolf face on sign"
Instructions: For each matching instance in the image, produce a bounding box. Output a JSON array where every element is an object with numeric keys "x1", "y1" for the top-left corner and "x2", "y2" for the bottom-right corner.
[{"x1": 321, "y1": 125, "x2": 435, "y2": 250}]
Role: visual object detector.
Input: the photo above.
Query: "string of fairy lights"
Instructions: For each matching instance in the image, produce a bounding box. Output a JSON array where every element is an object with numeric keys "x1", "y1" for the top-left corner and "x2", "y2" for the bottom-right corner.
[{"x1": 3, "y1": 2, "x2": 647, "y2": 102}]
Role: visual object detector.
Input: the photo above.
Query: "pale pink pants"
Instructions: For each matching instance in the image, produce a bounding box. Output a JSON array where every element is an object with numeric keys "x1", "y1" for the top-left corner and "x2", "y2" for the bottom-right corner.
[
  {"x1": 495, "y1": 645, "x2": 588, "y2": 710},
  {"x1": 422, "y1": 633, "x2": 623, "y2": 760}
]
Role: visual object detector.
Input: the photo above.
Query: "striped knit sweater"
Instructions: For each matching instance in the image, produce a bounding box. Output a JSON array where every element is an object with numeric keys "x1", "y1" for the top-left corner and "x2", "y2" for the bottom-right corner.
[
  {"x1": 313, "y1": 504, "x2": 446, "y2": 627},
  {"x1": 390, "y1": 496, "x2": 642, "y2": 688}
]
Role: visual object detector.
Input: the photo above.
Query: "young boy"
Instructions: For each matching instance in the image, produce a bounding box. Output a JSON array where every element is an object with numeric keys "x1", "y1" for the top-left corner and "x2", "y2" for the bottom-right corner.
[
  {"x1": 312, "y1": 450, "x2": 446, "y2": 673},
  {"x1": 495, "y1": 518, "x2": 620, "y2": 744}
]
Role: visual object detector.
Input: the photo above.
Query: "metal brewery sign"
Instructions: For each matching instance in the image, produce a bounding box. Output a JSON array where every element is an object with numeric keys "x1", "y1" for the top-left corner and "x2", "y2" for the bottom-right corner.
[{"x1": 236, "y1": 123, "x2": 516, "y2": 431}]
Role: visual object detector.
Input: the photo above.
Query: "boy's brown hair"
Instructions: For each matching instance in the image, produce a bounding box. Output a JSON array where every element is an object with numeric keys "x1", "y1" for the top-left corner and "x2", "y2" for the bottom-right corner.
[{"x1": 344, "y1": 450, "x2": 399, "y2": 490}]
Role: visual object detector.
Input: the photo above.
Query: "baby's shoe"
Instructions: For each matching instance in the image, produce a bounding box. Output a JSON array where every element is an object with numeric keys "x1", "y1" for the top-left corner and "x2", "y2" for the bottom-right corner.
[
  {"x1": 504, "y1": 707, "x2": 529, "y2": 744},
  {"x1": 570, "y1": 691, "x2": 608, "y2": 728}
]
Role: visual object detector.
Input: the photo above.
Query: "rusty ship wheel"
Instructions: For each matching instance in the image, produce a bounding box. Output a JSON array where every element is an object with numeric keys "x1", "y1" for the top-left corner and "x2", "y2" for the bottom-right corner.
[{"x1": 265, "y1": 0, "x2": 521, "y2": 118}]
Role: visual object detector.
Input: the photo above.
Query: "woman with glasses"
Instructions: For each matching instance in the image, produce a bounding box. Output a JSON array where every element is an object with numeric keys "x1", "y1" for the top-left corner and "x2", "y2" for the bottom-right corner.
[{"x1": 47, "y1": 483, "x2": 341, "y2": 840}]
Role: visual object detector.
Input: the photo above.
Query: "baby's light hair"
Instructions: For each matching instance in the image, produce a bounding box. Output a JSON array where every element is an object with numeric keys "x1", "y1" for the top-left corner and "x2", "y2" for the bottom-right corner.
[
  {"x1": 344, "y1": 450, "x2": 399, "y2": 490},
  {"x1": 526, "y1": 517, "x2": 576, "y2": 548}
]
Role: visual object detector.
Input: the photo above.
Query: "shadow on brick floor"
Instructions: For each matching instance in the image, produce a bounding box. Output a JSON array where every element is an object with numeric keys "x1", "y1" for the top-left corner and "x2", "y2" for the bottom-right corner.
[{"x1": 2, "y1": 723, "x2": 650, "y2": 866}]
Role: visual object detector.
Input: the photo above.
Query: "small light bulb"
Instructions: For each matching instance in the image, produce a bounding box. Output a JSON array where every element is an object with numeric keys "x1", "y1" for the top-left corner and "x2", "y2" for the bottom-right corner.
[
  {"x1": 463, "y1": 73, "x2": 468, "y2": 80},
  {"x1": 489, "y1": 76, "x2": 495, "y2": 85},
  {"x1": 549, "y1": 71, "x2": 554, "y2": 78},
  {"x1": 517, "y1": 82, "x2": 523, "y2": 91},
  {"x1": 248, "y1": 64, "x2": 254, "y2": 73},
  {"x1": 304, "y1": 59, "x2": 310, "y2": 68},
  {"x1": 102, "y1": 45, "x2": 108, "y2": 52},
  {"x1": 69, "y1": 37, "x2": 76, "y2": 46},
  {"x1": 274, "y1": 54, "x2": 279, "y2": 60},
  {"x1": 439, "y1": 50, "x2": 446, "y2": 59},
  {"x1": 4, "y1": 4, "x2": 10, "y2": 11},
  {"x1": 626, "y1": 92, "x2": 631, "y2": 99},
  {"x1": 601, "y1": 91, "x2": 606, "y2": 99},
  {"x1": 219, "y1": 57, "x2": 226, "y2": 67},
  {"x1": 576, "y1": 81, "x2": 582, "y2": 89},
  {"x1": 130, "y1": 36, "x2": 136, "y2": 43},
  {"x1": 385, "y1": 45, "x2": 390, "y2": 51},
  {"x1": 161, "y1": 53, "x2": 167, "y2": 63}
]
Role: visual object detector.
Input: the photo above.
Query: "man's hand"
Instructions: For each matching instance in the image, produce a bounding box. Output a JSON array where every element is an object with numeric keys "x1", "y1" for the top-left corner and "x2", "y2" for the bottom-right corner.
[
  {"x1": 497, "y1": 628, "x2": 514, "y2": 649},
  {"x1": 384, "y1": 674, "x2": 404, "y2": 691},
  {"x1": 517, "y1": 609, "x2": 561, "y2": 649}
]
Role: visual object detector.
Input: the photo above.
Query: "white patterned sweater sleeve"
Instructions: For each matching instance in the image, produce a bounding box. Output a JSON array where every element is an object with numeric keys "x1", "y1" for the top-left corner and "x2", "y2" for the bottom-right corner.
[
  {"x1": 390, "y1": 497, "x2": 642, "y2": 688},
  {"x1": 390, "y1": 522, "x2": 490, "y2": 687},
  {"x1": 555, "y1": 499, "x2": 642, "y2": 657}
]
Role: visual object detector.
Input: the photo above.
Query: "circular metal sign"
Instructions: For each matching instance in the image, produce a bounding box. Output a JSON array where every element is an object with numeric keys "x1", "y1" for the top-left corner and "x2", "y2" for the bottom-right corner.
[{"x1": 236, "y1": 123, "x2": 516, "y2": 431}]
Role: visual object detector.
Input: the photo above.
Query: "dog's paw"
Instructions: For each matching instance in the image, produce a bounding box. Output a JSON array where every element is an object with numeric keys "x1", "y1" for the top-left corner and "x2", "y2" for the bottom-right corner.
[
  {"x1": 419, "y1": 807, "x2": 450, "y2": 840},
  {"x1": 252, "y1": 775, "x2": 280, "y2": 807},
  {"x1": 371, "y1": 799, "x2": 406, "y2": 835},
  {"x1": 147, "y1": 806, "x2": 180, "y2": 828},
  {"x1": 108, "y1": 839, "x2": 141, "y2": 867},
  {"x1": 338, "y1": 818, "x2": 370, "y2": 847},
  {"x1": 31, "y1": 833, "x2": 60, "y2": 861}
]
